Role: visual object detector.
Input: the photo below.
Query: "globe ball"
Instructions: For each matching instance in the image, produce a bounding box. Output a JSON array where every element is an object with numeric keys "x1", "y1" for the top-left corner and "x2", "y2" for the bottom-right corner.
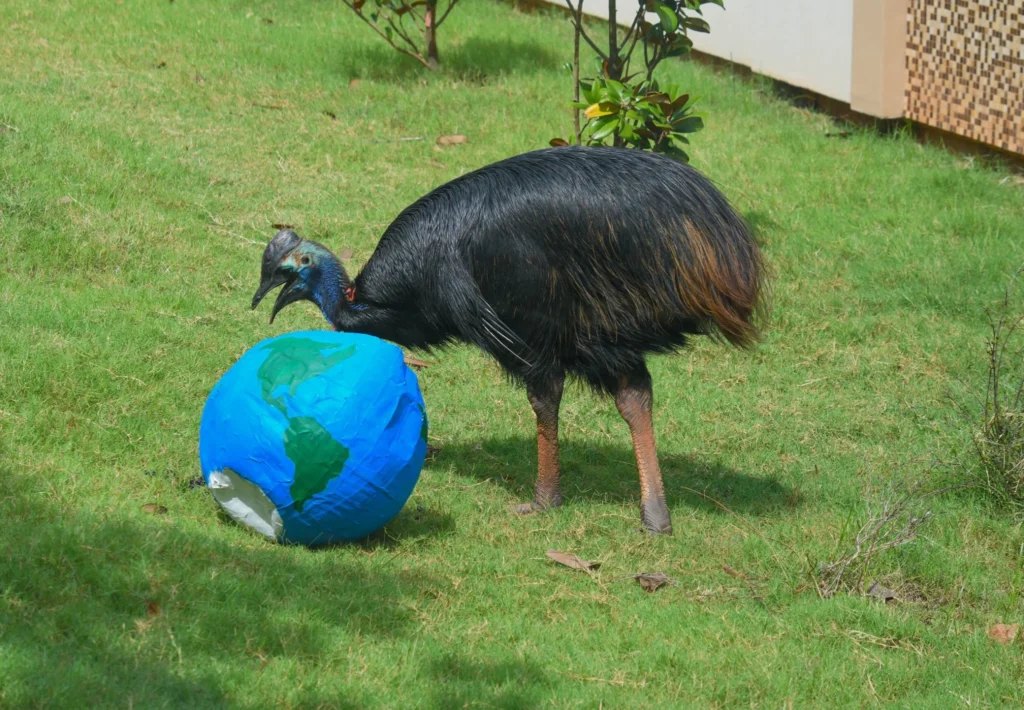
[{"x1": 198, "y1": 331, "x2": 427, "y2": 546}]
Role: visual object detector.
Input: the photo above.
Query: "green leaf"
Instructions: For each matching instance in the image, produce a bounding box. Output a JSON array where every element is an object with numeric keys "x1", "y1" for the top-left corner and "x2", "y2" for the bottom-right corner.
[
  {"x1": 589, "y1": 115, "x2": 619, "y2": 142},
  {"x1": 683, "y1": 16, "x2": 711, "y2": 33},
  {"x1": 669, "y1": 93, "x2": 691, "y2": 112},
  {"x1": 605, "y1": 80, "x2": 627, "y2": 103},
  {"x1": 673, "y1": 115, "x2": 704, "y2": 133},
  {"x1": 653, "y1": 2, "x2": 679, "y2": 32}
]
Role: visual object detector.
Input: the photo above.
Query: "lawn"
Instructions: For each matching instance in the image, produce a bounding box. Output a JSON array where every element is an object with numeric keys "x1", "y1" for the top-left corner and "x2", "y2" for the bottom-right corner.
[{"x1": 2, "y1": 0, "x2": 1024, "y2": 706}]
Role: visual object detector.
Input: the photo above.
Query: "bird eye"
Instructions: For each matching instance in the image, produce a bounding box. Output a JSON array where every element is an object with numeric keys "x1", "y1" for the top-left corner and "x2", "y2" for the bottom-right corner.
[{"x1": 300, "y1": 256, "x2": 310, "y2": 266}]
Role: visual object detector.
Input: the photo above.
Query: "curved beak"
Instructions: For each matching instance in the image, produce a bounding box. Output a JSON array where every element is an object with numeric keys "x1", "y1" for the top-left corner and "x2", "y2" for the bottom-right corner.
[
  {"x1": 252, "y1": 272, "x2": 288, "y2": 311},
  {"x1": 269, "y1": 278, "x2": 312, "y2": 324}
]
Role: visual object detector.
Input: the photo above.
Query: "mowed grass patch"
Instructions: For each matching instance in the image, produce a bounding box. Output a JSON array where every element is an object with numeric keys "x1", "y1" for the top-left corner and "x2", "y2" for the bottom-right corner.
[{"x1": 2, "y1": 0, "x2": 1024, "y2": 706}]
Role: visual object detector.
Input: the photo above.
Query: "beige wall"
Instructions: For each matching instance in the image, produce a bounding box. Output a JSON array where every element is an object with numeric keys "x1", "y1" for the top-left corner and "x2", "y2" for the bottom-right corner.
[{"x1": 574, "y1": 0, "x2": 855, "y2": 103}]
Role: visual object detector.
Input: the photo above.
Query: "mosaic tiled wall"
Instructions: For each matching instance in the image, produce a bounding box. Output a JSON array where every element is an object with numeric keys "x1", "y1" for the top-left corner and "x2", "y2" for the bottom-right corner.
[{"x1": 905, "y1": 0, "x2": 1023, "y2": 155}]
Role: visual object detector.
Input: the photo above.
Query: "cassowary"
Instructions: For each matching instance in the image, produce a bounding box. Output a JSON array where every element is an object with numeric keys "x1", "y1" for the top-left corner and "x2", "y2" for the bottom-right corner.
[{"x1": 252, "y1": 146, "x2": 764, "y2": 534}]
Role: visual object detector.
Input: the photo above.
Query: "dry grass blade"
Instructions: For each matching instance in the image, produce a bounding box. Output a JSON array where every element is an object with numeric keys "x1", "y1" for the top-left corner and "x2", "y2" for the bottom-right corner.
[
  {"x1": 817, "y1": 464, "x2": 945, "y2": 598},
  {"x1": 546, "y1": 550, "x2": 600, "y2": 571}
]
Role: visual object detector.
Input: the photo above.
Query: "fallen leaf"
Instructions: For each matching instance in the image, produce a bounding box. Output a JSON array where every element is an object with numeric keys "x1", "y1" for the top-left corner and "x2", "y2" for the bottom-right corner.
[
  {"x1": 187, "y1": 476, "x2": 206, "y2": 489},
  {"x1": 195, "y1": 73, "x2": 205, "y2": 86},
  {"x1": 261, "y1": 17, "x2": 273, "y2": 24},
  {"x1": 403, "y1": 356, "x2": 430, "y2": 368},
  {"x1": 348, "y1": 78, "x2": 361, "y2": 89},
  {"x1": 634, "y1": 572, "x2": 669, "y2": 592},
  {"x1": 549, "y1": 137, "x2": 569, "y2": 147},
  {"x1": 156, "y1": 61, "x2": 167, "y2": 69},
  {"x1": 142, "y1": 503, "x2": 168, "y2": 515},
  {"x1": 322, "y1": 109, "x2": 337, "y2": 120},
  {"x1": 271, "y1": 223, "x2": 294, "y2": 230},
  {"x1": 866, "y1": 581, "x2": 896, "y2": 603},
  {"x1": 988, "y1": 623, "x2": 1018, "y2": 645},
  {"x1": 546, "y1": 549, "x2": 600, "y2": 571},
  {"x1": 56, "y1": 196, "x2": 73, "y2": 205},
  {"x1": 722, "y1": 563, "x2": 746, "y2": 579},
  {"x1": 436, "y1": 134, "x2": 468, "y2": 147},
  {"x1": 146, "y1": 600, "x2": 162, "y2": 617},
  {"x1": 338, "y1": 248, "x2": 354, "y2": 261}
]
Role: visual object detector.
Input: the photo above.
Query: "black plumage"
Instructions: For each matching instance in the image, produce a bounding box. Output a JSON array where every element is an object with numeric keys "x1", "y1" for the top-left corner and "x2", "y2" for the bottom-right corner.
[{"x1": 253, "y1": 146, "x2": 764, "y2": 534}]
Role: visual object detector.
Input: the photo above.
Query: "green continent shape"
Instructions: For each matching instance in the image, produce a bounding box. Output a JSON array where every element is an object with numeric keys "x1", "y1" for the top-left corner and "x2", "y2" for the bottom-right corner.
[
  {"x1": 283, "y1": 416, "x2": 350, "y2": 512},
  {"x1": 253, "y1": 337, "x2": 357, "y2": 511},
  {"x1": 256, "y1": 338, "x2": 356, "y2": 414}
]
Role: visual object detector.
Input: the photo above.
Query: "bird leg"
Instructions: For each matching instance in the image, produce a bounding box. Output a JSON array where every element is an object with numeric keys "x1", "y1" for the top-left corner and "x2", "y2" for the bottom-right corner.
[
  {"x1": 515, "y1": 373, "x2": 565, "y2": 515},
  {"x1": 615, "y1": 367, "x2": 673, "y2": 535}
]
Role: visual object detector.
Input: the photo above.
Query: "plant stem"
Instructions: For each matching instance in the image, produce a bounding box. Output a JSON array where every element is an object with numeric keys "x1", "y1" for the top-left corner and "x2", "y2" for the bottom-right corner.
[
  {"x1": 607, "y1": 0, "x2": 619, "y2": 80},
  {"x1": 424, "y1": 2, "x2": 439, "y2": 70},
  {"x1": 572, "y1": 1, "x2": 582, "y2": 143}
]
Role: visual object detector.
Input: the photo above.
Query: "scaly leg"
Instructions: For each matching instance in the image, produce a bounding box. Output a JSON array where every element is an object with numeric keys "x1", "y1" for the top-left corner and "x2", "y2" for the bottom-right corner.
[
  {"x1": 615, "y1": 365, "x2": 673, "y2": 535},
  {"x1": 515, "y1": 372, "x2": 565, "y2": 514}
]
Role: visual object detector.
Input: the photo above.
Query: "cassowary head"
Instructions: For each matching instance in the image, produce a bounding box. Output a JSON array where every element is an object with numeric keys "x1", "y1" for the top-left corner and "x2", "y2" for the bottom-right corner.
[{"x1": 251, "y1": 229, "x2": 347, "y2": 324}]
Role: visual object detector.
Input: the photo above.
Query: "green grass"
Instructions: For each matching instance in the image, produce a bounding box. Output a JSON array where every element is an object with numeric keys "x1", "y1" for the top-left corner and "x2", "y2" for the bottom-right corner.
[{"x1": 2, "y1": 0, "x2": 1024, "y2": 706}]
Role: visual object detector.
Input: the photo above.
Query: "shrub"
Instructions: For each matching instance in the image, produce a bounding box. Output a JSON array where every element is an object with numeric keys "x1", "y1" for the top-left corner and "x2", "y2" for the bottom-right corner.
[
  {"x1": 955, "y1": 264, "x2": 1024, "y2": 509},
  {"x1": 552, "y1": 0, "x2": 722, "y2": 161},
  {"x1": 341, "y1": 0, "x2": 461, "y2": 70}
]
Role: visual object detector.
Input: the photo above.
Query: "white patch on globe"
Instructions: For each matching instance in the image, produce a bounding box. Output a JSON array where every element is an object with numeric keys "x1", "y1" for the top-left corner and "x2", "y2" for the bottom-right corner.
[{"x1": 208, "y1": 468, "x2": 283, "y2": 541}]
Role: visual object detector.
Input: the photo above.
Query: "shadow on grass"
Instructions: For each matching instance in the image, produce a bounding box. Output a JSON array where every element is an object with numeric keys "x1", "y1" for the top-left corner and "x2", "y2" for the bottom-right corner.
[
  {"x1": 0, "y1": 464, "x2": 568, "y2": 707},
  {"x1": 418, "y1": 652, "x2": 554, "y2": 708},
  {"x1": 335, "y1": 38, "x2": 559, "y2": 83},
  {"x1": 0, "y1": 469, "x2": 432, "y2": 707},
  {"x1": 437, "y1": 436, "x2": 798, "y2": 517}
]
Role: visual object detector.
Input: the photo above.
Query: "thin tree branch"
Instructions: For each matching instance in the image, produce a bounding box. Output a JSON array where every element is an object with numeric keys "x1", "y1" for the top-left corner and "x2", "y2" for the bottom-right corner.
[
  {"x1": 340, "y1": 3, "x2": 431, "y2": 69},
  {"x1": 620, "y1": 7, "x2": 642, "y2": 49},
  {"x1": 384, "y1": 13, "x2": 422, "y2": 53},
  {"x1": 435, "y1": 0, "x2": 460, "y2": 28},
  {"x1": 562, "y1": 0, "x2": 609, "y2": 60},
  {"x1": 621, "y1": 8, "x2": 645, "y2": 74},
  {"x1": 572, "y1": 0, "x2": 582, "y2": 143}
]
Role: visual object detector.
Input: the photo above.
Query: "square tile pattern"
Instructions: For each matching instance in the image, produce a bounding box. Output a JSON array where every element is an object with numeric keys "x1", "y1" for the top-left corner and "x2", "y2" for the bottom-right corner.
[{"x1": 906, "y1": 0, "x2": 1023, "y2": 154}]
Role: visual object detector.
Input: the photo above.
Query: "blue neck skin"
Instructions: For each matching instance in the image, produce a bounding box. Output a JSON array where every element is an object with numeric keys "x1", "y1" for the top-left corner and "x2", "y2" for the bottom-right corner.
[
  {"x1": 307, "y1": 252, "x2": 367, "y2": 325},
  {"x1": 309, "y1": 255, "x2": 344, "y2": 324}
]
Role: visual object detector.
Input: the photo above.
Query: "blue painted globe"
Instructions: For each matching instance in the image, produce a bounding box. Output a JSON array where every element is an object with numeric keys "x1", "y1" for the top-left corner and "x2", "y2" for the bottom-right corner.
[{"x1": 198, "y1": 331, "x2": 427, "y2": 546}]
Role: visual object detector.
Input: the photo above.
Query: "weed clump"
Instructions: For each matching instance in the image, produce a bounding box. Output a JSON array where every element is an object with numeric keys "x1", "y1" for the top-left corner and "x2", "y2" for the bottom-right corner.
[{"x1": 956, "y1": 264, "x2": 1024, "y2": 510}]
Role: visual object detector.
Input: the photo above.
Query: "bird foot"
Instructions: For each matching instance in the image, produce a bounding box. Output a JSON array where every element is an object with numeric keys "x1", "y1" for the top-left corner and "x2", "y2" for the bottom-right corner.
[
  {"x1": 512, "y1": 495, "x2": 562, "y2": 516},
  {"x1": 641, "y1": 499, "x2": 673, "y2": 535}
]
